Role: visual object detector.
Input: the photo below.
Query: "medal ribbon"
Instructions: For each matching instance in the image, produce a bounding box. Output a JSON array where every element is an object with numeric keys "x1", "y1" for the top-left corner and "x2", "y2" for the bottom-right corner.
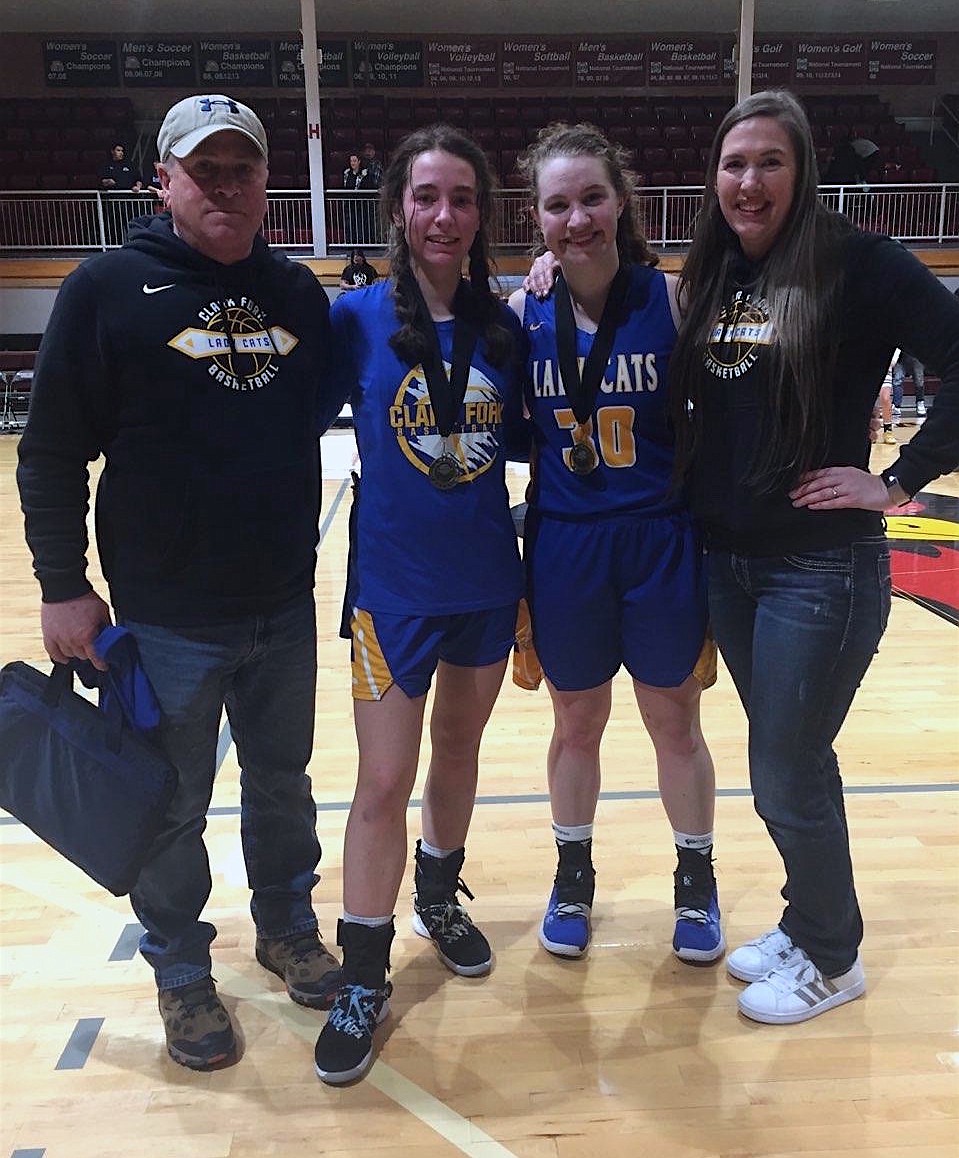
[
  {"x1": 554, "y1": 266, "x2": 630, "y2": 428},
  {"x1": 405, "y1": 273, "x2": 480, "y2": 439}
]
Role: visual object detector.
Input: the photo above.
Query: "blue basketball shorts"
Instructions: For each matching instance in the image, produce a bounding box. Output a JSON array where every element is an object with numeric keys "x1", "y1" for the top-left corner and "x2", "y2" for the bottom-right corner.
[
  {"x1": 350, "y1": 603, "x2": 519, "y2": 700},
  {"x1": 525, "y1": 508, "x2": 709, "y2": 691}
]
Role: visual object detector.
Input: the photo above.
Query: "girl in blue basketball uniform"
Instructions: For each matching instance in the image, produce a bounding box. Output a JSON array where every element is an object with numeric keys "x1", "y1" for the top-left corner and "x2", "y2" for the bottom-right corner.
[
  {"x1": 314, "y1": 125, "x2": 527, "y2": 1085},
  {"x1": 509, "y1": 123, "x2": 722, "y2": 965}
]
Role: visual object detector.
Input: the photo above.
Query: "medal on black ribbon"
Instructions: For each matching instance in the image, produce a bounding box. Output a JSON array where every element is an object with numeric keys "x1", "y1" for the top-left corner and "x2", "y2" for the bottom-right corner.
[
  {"x1": 569, "y1": 433, "x2": 599, "y2": 476},
  {"x1": 554, "y1": 266, "x2": 630, "y2": 477},
  {"x1": 428, "y1": 439, "x2": 463, "y2": 490},
  {"x1": 405, "y1": 273, "x2": 480, "y2": 490}
]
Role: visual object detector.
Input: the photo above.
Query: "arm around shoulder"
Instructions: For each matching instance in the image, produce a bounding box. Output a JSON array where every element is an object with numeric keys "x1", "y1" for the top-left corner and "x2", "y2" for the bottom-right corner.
[{"x1": 507, "y1": 287, "x2": 527, "y2": 323}]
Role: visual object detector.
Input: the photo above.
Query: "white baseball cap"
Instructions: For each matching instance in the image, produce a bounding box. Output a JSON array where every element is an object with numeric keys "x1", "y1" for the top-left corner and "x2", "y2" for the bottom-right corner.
[{"x1": 157, "y1": 94, "x2": 268, "y2": 162}]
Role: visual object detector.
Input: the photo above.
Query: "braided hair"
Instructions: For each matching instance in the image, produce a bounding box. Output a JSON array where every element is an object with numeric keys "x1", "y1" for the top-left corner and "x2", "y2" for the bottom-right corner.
[{"x1": 381, "y1": 124, "x2": 514, "y2": 368}]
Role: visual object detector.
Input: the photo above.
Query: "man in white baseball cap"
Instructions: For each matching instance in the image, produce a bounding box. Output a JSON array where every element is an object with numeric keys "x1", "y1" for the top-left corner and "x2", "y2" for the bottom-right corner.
[
  {"x1": 18, "y1": 90, "x2": 342, "y2": 1074},
  {"x1": 154, "y1": 93, "x2": 271, "y2": 265},
  {"x1": 157, "y1": 93, "x2": 268, "y2": 162}
]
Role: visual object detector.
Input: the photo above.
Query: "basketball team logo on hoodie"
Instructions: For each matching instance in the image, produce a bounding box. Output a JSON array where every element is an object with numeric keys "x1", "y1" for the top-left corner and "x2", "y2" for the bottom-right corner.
[
  {"x1": 388, "y1": 361, "x2": 504, "y2": 483},
  {"x1": 704, "y1": 290, "x2": 776, "y2": 381},
  {"x1": 169, "y1": 297, "x2": 298, "y2": 391}
]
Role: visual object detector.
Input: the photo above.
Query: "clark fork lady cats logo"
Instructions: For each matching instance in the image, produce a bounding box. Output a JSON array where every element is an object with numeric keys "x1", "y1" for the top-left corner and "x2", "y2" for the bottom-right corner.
[{"x1": 168, "y1": 296, "x2": 298, "y2": 391}]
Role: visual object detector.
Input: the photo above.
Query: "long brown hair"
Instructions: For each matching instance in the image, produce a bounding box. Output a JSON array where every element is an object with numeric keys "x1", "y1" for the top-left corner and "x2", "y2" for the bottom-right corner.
[
  {"x1": 381, "y1": 124, "x2": 513, "y2": 368},
  {"x1": 670, "y1": 90, "x2": 850, "y2": 491},
  {"x1": 518, "y1": 121, "x2": 659, "y2": 268}
]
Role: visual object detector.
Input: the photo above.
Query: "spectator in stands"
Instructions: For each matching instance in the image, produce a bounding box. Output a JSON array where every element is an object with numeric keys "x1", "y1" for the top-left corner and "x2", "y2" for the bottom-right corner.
[
  {"x1": 147, "y1": 161, "x2": 164, "y2": 199},
  {"x1": 824, "y1": 138, "x2": 874, "y2": 186},
  {"x1": 893, "y1": 351, "x2": 927, "y2": 419},
  {"x1": 361, "y1": 141, "x2": 383, "y2": 190},
  {"x1": 99, "y1": 143, "x2": 143, "y2": 192},
  {"x1": 18, "y1": 93, "x2": 342, "y2": 1074},
  {"x1": 312, "y1": 123, "x2": 527, "y2": 1087},
  {"x1": 343, "y1": 152, "x2": 369, "y2": 191},
  {"x1": 669, "y1": 88, "x2": 959, "y2": 1027},
  {"x1": 343, "y1": 152, "x2": 377, "y2": 245},
  {"x1": 339, "y1": 248, "x2": 379, "y2": 291},
  {"x1": 340, "y1": 152, "x2": 377, "y2": 245}
]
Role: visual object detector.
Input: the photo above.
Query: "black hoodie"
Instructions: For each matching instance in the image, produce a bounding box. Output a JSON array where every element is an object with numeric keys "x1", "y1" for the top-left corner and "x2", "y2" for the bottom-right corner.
[
  {"x1": 17, "y1": 213, "x2": 333, "y2": 625},
  {"x1": 687, "y1": 230, "x2": 959, "y2": 555}
]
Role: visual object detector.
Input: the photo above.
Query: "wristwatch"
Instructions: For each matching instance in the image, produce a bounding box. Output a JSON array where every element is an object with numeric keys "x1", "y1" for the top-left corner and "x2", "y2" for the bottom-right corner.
[{"x1": 880, "y1": 467, "x2": 911, "y2": 506}]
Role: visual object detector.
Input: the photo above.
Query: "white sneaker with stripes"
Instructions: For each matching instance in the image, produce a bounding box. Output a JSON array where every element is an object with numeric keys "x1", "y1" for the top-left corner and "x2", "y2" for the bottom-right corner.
[
  {"x1": 738, "y1": 950, "x2": 865, "y2": 1024},
  {"x1": 727, "y1": 927, "x2": 797, "y2": 983}
]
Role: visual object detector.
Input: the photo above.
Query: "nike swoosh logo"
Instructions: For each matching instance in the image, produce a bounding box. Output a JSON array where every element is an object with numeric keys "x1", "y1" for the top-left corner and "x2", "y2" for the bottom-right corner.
[
  {"x1": 528, "y1": 322, "x2": 543, "y2": 331},
  {"x1": 142, "y1": 283, "x2": 175, "y2": 295}
]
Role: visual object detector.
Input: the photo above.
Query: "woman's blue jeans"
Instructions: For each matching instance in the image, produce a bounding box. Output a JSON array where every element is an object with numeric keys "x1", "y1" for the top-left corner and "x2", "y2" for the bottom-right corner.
[
  {"x1": 708, "y1": 537, "x2": 891, "y2": 975},
  {"x1": 122, "y1": 595, "x2": 322, "y2": 990}
]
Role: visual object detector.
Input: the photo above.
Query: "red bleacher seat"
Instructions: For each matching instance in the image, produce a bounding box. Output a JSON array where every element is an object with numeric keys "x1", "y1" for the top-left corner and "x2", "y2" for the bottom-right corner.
[
  {"x1": 652, "y1": 104, "x2": 682, "y2": 126},
  {"x1": 386, "y1": 100, "x2": 412, "y2": 125},
  {"x1": 634, "y1": 125, "x2": 664, "y2": 147},
  {"x1": 50, "y1": 149, "x2": 79, "y2": 170},
  {"x1": 39, "y1": 173, "x2": 70, "y2": 190},
  {"x1": 641, "y1": 146, "x2": 670, "y2": 169}
]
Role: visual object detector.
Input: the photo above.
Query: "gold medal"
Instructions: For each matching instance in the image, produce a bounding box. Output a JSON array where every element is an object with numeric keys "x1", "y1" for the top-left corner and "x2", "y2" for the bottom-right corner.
[{"x1": 568, "y1": 425, "x2": 598, "y2": 475}]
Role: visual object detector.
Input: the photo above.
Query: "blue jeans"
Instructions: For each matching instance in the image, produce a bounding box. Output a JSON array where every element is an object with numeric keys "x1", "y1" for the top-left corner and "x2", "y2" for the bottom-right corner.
[
  {"x1": 892, "y1": 355, "x2": 925, "y2": 408},
  {"x1": 122, "y1": 595, "x2": 321, "y2": 990},
  {"x1": 708, "y1": 538, "x2": 891, "y2": 975}
]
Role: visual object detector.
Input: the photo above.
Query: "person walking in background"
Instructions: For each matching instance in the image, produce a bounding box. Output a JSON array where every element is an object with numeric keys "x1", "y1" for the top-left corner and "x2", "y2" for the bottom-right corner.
[
  {"x1": 880, "y1": 349, "x2": 900, "y2": 445},
  {"x1": 510, "y1": 123, "x2": 722, "y2": 966},
  {"x1": 18, "y1": 94, "x2": 342, "y2": 1071},
  {"x1": 312, "y1": 124, "x2": 527, "y2": 1086},
  {"x1": 669, "y1": 89, "x2": 959, "y2": 1025}
]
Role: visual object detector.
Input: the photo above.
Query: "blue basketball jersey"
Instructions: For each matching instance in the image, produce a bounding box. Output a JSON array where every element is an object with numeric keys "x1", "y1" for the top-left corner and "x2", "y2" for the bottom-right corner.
[
  {"x1": 330, "y1": 281, "x2": 524, "y2": 616},
  {"x1": 522, "y1": 264, "x2": 680, "y2": 519}
]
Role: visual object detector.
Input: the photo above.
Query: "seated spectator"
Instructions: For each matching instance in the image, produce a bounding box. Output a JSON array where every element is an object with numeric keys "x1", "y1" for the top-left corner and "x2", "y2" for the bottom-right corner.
[
  {"x1": 893, "y1": 351, "x2": 928, "y2": 419},
  {"x1": 100, "y1": 143, "x2": 143, "y2": 192},
  {"x1": 339, "y1": 248, "x2": 379, "y2": 291}
]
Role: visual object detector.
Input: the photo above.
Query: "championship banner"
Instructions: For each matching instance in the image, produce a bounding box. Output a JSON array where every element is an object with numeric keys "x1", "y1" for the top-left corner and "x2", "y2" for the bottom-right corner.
[
  {"x1": 352, "y1": 39, "x2": 423, "y2": 87},
  {"x1": 501, "y1": 38, "x2": 574, "y2": 88},
  {"x1": 794, "y1": 37, "x2": 867, "y2": 85},
  {"x1": 574, "y1": 37, "x2": 646, "y2": 87},
  {"x1": 867, "y1": 38, "x2": 937, "y2": 85},
  {"x1": 198, "y1": 40, "x2": 273, "y2": 88},
  {"x1": 648, "y1": 37, "x2": 722, "y2": 87},
  {"x1": 121, "y1": 38, "x2": 197, "y2": 87},
  {"x1": 43, "y1": 40, "x2": 119, "y2": 87},
  {"x1": 425, "y1": 38, "x2": 499, "y2": 89}
]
